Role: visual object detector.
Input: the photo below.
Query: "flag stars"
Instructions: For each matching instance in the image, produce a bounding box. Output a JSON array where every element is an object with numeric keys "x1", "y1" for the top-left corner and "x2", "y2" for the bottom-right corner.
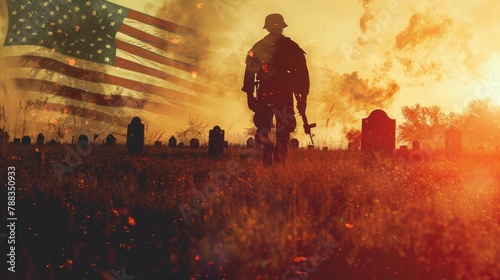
[
  {"x1": 110, "y1": 21, "x2": 115, "y2": 27},
  {"x1": 49, "y1": 11, "x2": 55, "y2": 16},
  {"x1": 18, "y1": 18, "x2": 25, "y2": 23},
  {"x1": 8, "y1": 38, "x2": 13, "y2": 43},
  {"x1": 16, "y1": 30, "x2": 21, "y2": 35},
  {"x1": 92, "y1": 10, "x2": 97, "y2": 16},
  {"x1": 42, "y1": 1, "x2": 48, "y2": 7},
  {"x1": 101, "y1": 4, "x2": 107, "y2": 9},
  {"x1": 85, "y1": 1, "x2": 91, "y2": 7},
  {"x1": 41, "y1": 23, "x2": 46, "y2": 28},
  {"x1": 117, "y1": 8, "x2": 123, "y2": 14},
  {"x1": 48, "y1": 31, "x2": 53, "y2": 35},
  {"x1": 74, "y1": 6, "x2": 80, "y2": 12},
  {"x1": 63, "y1": 14, "x2": 68, "y2": 19},
  {"x1": 26, "y1": 25, "x2": 32, "y2": 29},
  {"x1": 105, "y1": 57, "x2": 110, "y2": 62},
  {"x1": 90, "y1": 43, "x2": 94, "y2": 47},
  {"x1": 97, "y1": 37, "x2": 102, "y2": 41},
  {"x1": 20, "y1": 4, "x2": 25, "y2": 10},
  {"x1": 106, "y1": 44, "x2": 111, "y2": 49},
  {"x1": 58, "y1": 19, "x2": 62, "y2": 24},
  {"x1": 21, "y1": 37, "x2": 27, "y2": 42},
  {"x1": 67, "y1": 0, "x2": 72, "y2": 3},
  {"x1": 12, "y1": 10, "x2": 17, "y2": 16},
  {"x1": 81, "y1": 15, "x2": 86, "y2": 20},
  {"x1": 107, "y1": 12, "x2": 113, "y2": 17},
  {"x1": 97, "y1": 49, "x2": 103, "y2": 54}
]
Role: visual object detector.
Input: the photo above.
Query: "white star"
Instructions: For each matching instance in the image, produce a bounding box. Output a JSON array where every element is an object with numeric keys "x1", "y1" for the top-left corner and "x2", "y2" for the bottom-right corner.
[
  {"x1": 90, "y1": 43, "x2": 94, "y2": 47},
  {"x1": 107, "y1": 12, "x2": 113, "y2": 17},
  {"x1": 57, "y1": 28, "x2": 62, "y2": 33},
  {"x1": 101, "y1": 4, "x2": 107, "y2": 9},
  {"x1": 86, "y1": 1, "x2": 91, "y2": 7},
  {"x1": 21, "y1": 37, "x2": 26, "y2": 42},
  {"x1": 49, "y1": 11, "x2": 54, "y2": 16},
  {"x1": 58, "y1": 19, "x2": 62, "y2": 24},
  {"x1": 16, "y1": 30, "x2": 20, "y2": 35},
  {"x1": 8, "y1": 38, "x2": 13, "y2": 43},
  {"x1": 31, "y1": 32, "x2": 37, "y2": 36},
  {"x1": 11, "y1": 10, "x2": 17, "y2": 16},
  {"x1": 28, "y1": 12, "x2": 33, "y2": 18},
  {"x1": 76, "y1": 50, "x2": 81, "y2": 54},
  {"x1": 110, "y1": 21, "x2": 115, "y2": 27},
  {"x1": 63, "y1": 14, "x2": 68, "y2": 19},
  {"x1": 20, "y1": 5, "x2": 25, "y2": 10},
  {"x1": 105, "y1": 44, "x2": 111, "y2": 49},
  {"x1": 97, "y1": 49, "x2": 103, "y2": 54},
  {"x1": 56, "y1": 6, "x2": 60, "y2": 11},
  {"x1": 97, "y1": 37, "x2": 102, "y2": 41},
  {"x1": 48, "y1": 31, "x2": 53, "y2": 35},
  {"x1": 12, "y1": 24, "x2": 16, "y2": 30},
  {"x1": 67, "y1": 0, "x2": 72, "y2": 3},
  {"x1": 26, "y1": 25, "x2": 32, "y2": 29},
  {"x1": 81, "y1": 15, "x2": 86, "y2": 20},
  {"x1": 41, "y1": 23, "x2": 46, "y2": 28},
  {"x1": 74, "y1": 6, "x2": 80, "y2": 12},
  {"x1": 92, "y1": 10, "x2": 97, "y2": 16},
  {"x1": 104, "y1": 57, "x2": 110, "y2": 62},
  {"x1": 42, "y1": 1, "x2": 48, "y2": 7},
  {"x1": 117, "y1": 8, "x2": 123, "y2": 14},
  {"x1": 18, "y1": 18, "x2": 25, "y2": 23}
]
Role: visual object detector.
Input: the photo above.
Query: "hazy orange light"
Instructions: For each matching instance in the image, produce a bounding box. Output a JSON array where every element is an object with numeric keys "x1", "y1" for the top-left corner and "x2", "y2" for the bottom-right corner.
[{"x1": 128, "y1": 216, "x2": 136, "y2": 226}]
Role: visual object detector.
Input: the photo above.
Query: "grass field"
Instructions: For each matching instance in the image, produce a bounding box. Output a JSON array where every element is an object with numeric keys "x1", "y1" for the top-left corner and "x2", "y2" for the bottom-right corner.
[{"x1": 1, "y1": 143, "x2": 499, "y2": 279}]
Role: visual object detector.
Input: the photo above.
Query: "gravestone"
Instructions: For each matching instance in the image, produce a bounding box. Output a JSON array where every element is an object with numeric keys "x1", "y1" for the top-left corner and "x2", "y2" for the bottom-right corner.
[
  {"x1": 21, "y1": 136, "x2": 31, "y2": 145},
  {"x1": 127, "y1": 117, "x2": 144, "y2": 155},
  {"x1": 36, "y1": 133, "x2": 45, "y2": 145},
  {"x1": 178, "y1": 142, "x2": 184, "y2": 148},
  {"x1": 445, "y1": 126, "x2": 461, "y2": 158},
  {"x1": 13, "y1": 138, "x2": 20, "y2": 144},
  {"x1": 106, "y1": 134, "x2": 116, "y2": 146},
  {"x1": 290, "y1": 138, "x2": 299, "y2": 149},
  {"x1": 361, "y1": 109, "x2": 396, "y2": 160},
  {"x1": 208, "y1": 125, "x2": 224, "y2": 158},
  {"x1": 154, "y1": 141, "x2": 162, "y2": 147},
  {"x1": 78, "y1": 135, "x2": 89, "y2": 147},
  {"x1": 322, "y1": 147, "x2": 328, "y2": 151},
  {"x1": 49, "y1": 139, "x2": 57, "y2": 147},
  {"x1": 190, "y1": 138, "x2": 200, "y2": 149},
  {"x1": 247, "y1": 137, "x2": 255, "y2": 148},
  {"x1": 168, "y1": 136, "x2": 177, "y2": 148},
  {"x1": 412, "y1": 140, "x2": 420, "y2": 151}
]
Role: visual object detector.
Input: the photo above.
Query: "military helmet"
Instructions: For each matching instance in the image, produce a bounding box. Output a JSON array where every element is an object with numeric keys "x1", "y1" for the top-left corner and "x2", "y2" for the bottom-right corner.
[{"x1": 263, "y1": 13, "x2": 288, "y2": 29}]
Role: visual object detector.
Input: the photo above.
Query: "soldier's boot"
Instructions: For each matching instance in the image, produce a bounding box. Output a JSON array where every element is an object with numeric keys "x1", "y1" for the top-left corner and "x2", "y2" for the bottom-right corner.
[
  {"x1": 255, "y1": 133, "x2": 274, "y2": 166},
  {"x1": 274, "y1": 137, "x2": 289, "y2": 164}
]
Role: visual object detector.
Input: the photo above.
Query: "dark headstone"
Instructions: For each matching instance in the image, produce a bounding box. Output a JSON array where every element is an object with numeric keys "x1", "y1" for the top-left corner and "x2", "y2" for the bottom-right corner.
[
  {"x1": 21, "y1": 136, "x2": 31, "y2": 145},
  {"x1": 445, "y1": 126, "x2": 461, "y2": 159},
  {"x1": 322, "y1": 147, "x2": 328, "y2": 151},
  {"x1": 361, "y1": 109, "x2": 396, "y2": 160},
  {"x1": 209, "y1": 126, "x2": 224, "y2": 158},
  {"x1": 78, "y1": 135, "x2": 89, "y2": 146},
  {"x1": 178, "y1": 142, "x2": 184, "y2": 148},
  {"x1": 290, "y1": 138, "x2": 299, "y2": 149},
  {"x1": 307, "y1": 145, "x2": 315, "y2": 150},
  {"x1": 168, "y1": 136, "x2": 177, "y2": 148},
  {"x1": 13, "y1": 138, "x2": 20, "y2": 144},
  {"x1": 127, "y1": 117, "x2": 144, "y2": 155},
  {"x1": 412, "y1": 140, "x2": 420, "y2": 151},
  {"x1": 154, "y1": 141, "x2": 162, "y2": 147},
  {"x1": 49, "y1": 139, "x2": 57, "y2": 147},
  {"x1": 190, "y1": 138, "x2": 200, "y2": 149},
  {"x1": 36, "y1": 133, "x2": 44, "y2": 145},
  {"x1": 246, "y1": 137, "x2": 255, "y2": 148},
  {"x1": 106, "y1": 134, "x2": 116, "y2": 146}
]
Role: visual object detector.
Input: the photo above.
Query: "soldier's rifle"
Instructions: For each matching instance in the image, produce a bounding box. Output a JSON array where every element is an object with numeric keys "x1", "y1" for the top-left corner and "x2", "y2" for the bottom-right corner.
[{"x1": 294, "y1": 93, "x2": 316, "y2": 145}]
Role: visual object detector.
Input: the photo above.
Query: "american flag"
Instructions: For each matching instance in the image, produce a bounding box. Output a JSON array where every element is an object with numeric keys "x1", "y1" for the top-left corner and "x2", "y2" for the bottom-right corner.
[{"x1": 0, "y1": 0, "x2": 215, "y2": 132}]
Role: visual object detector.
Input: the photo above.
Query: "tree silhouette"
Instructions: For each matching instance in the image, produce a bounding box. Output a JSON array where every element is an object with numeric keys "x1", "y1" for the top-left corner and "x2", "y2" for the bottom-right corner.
[{"x1": 398, "y1": 104, "x2": 449, "y2": 146}]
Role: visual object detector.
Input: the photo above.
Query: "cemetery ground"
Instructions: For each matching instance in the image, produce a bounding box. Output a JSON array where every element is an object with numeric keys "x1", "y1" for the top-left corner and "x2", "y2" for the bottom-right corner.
[{"x1": 1, "y1": 144, "x2": 499, "y2": 280}]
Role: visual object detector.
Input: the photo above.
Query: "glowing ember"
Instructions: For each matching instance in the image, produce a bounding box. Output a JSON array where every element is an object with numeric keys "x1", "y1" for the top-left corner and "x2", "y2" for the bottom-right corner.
[
  {"x1": 128, "y1": 216, "x2": 136, "y2": 226},
  {"x1": 192, "y1": 71, "x2": 198, "y2": 78}
]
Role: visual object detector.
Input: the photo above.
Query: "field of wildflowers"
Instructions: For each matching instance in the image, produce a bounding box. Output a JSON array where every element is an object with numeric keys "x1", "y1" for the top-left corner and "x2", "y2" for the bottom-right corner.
[{"x1": 1, "y1": 144, "x2": 499, "y2": 279}]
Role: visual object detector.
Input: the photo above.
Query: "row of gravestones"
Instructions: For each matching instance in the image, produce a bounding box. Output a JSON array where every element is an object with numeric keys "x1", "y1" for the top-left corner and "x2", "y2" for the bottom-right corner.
[{"x1": 361, "y1": 109, "x2": 463, "y2": 160}]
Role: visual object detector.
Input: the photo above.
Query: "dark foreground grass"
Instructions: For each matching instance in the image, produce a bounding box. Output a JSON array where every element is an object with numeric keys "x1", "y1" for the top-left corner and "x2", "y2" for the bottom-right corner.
[{"x1": 0, "y1": 144, "x2": 499, "y2": 279}]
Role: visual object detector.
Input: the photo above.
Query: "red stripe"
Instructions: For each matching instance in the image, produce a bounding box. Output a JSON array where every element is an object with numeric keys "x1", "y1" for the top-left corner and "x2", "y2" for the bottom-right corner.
[
  {"x1": 6, "y1": 56, "x2": 202, "y2": 102},
  {"x1": 44, "y1": 102, "x2": 131, "y2": 127},
  {"x1": 126, "y1": 9, "x2": 198, "y2": 35},
  {"x1": 114, "y1": 57, "x2": 210, "y2": 93},
  {"x1": 12, "y1": 78, "x2": 195, "y2": 118},
  {"x1": 115, "y1": 40, "x2": 202, "y2": 74}
]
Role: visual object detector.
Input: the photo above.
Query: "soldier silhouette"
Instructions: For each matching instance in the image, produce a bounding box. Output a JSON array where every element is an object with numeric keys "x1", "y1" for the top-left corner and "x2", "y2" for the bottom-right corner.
[{"x1": 242, "y1": 13, "x2": 310, "y2": 165}]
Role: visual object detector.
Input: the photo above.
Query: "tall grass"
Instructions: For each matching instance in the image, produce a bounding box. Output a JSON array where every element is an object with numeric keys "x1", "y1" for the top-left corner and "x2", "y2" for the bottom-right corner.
[{"x1": 1, "y1": 144, "x2": 499, "y2": 279}]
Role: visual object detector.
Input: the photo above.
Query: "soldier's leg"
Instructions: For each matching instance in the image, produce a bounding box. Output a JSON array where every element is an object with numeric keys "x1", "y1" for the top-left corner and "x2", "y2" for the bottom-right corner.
[
  {"x1": 274, "y1": 105, "x2": 296, "y2": 164},
  {"x1": 253, "y1": 105, "x2": 274, "y2": 166}
]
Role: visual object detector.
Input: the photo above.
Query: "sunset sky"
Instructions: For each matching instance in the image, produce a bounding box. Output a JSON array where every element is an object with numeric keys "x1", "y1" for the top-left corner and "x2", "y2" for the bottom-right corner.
[{"x1": 2, "y1": 0, "x2": 500, "y2": 146}]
